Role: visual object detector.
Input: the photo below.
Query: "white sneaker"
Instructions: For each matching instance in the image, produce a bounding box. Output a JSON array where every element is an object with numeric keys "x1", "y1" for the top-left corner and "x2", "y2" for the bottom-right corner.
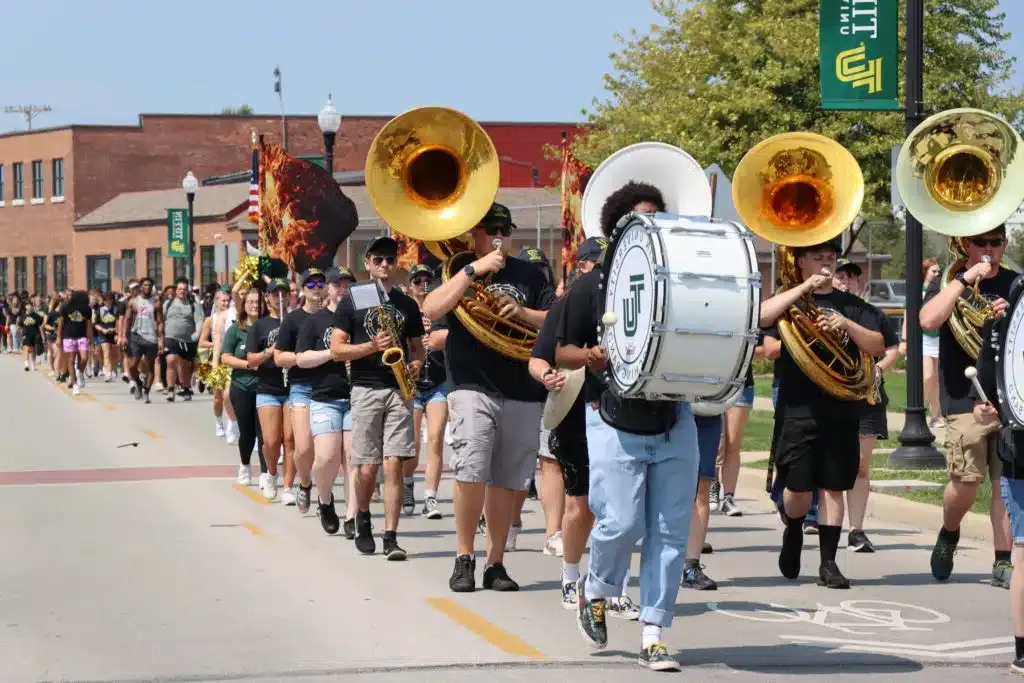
[
  {"x1": 505, "y1": 524, "x2": 521, "y2": 552},
  {"x1": 153, "y1": 382, "x2": 164, "y2": 392},
  {"x1": 543, "y1": 531, "x2": 564, "y2": 556},
  {"x1": 263, "y1": 475, "x2": 278, "y2": 501},
  {"x1": 76, "y1": 375, "x2": 84, "y2": 388},
  {"x1": 236, "y1": 465, "x2": 251, "y2": 486},
  {"x1": 281, "y1": 487, "x2": 297, "y2": 506},
  {"x1": 72, "y1": 385, "x2": 81, "y2": 396},
  {"x1": 215, "y1": 419, "x2": 226, "y2": 438},
  {"x1": 225, "y1": 423, "x2": 239, "y2": 445}
]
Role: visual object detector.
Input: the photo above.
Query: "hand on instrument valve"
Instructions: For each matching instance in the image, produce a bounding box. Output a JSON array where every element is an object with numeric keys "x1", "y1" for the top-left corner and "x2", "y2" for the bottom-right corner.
[
  {"x1": 963, "y1": 260, "x2": 994, "y2": 285},
  {"x1": 422, "y1": 315, "x2": 432, "y2": 332},
  {"x1": 800, "y1": 272, "x2": 831, "y2": 293},
  {"x1": 370, "y1": 332, "x2": 393, "y2": 352},
  {"x1": 992, "y1": 297, "x2": 1009, "y2": 318},
  {"x1": 973, "y1": 400, "x2": 999, "y2": 425},
  {"x1": 472, "y1": 248, "x2": 505, "y2": 276},
  {"x1": 495, "y1": 294, "x2": 521, "y2": 320},
  {"x1": 586, "y1": 346, "x2": 608, "y2": 372},
  {"x1": 542, "y1": 367, "x2": 566, "y2": 392},
  {"x1": 815, "y1": 310, "x2": 848, "y2": 333}
]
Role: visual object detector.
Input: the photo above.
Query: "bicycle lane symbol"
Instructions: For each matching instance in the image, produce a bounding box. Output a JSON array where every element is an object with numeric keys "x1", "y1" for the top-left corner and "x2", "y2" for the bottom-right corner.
[{"x1": 706, "y1": 600, "x2": 951, "y2": 636}]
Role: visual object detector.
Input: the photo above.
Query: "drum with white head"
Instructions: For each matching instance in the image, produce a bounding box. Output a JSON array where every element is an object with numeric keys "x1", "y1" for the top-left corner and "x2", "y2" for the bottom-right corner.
[{"x1": 994, "y1": 273, "x2": 1024, "y2": 428}]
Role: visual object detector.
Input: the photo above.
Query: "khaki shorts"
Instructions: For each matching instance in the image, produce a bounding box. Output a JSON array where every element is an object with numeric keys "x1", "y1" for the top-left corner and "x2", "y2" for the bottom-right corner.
[
  {"x1": 945, "y1": 412, "x2": 1002, "y2": 483},
  {"x1": 350, "y1": 386, "x2": 414, "y2": 465}
]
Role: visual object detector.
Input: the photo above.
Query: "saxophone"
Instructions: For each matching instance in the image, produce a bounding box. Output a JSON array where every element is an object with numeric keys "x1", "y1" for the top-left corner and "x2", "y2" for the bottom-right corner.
[{"x1": 376, "y1": 305, "x2": 418, "y2": 401}]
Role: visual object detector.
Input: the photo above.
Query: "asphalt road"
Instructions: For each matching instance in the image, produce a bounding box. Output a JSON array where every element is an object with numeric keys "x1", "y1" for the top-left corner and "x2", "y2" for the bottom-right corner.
[{"x1": 0, "y1": 358, "x2": 1016, "y2": 682}]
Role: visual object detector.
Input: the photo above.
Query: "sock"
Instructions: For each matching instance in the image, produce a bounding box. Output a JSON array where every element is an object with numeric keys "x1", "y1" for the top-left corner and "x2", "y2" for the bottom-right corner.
[
  {"x1": 403, "y1": 476, "x2": 414, "y2": 485},
  {"x1": 996, "y1": 550, "x2": 1012, "y2": 564},
  {"x1": 642, "y1": 623, "x2": 662, "y2": 649},
  {"x1": 939, "y1": 526, "x2": 961, "y2": 545},
  {"x1": 779, "y1": 515, "x2": 805, "y2": 580},
  {"x1": 1016, "y1": 636, "x2": 1024, "y2": 659},
  {"x1": 818, "y1": 525, "x2": 842, "y2": 564},
  {"x1": 621, "y1": 571, "x2": 630, "y2": 596},
  {"x1": 425, "y1": 489, "x2": 437, "y2": 500},
  {"x1": 562, "y1": 561, "x2": 580, "y2": 585},
  {"x1": 584, "y1": 573, "x2": 601, "y2": 602},
  {"x1": 685, "y1": 557, "x2": 699, "y2": 568}
]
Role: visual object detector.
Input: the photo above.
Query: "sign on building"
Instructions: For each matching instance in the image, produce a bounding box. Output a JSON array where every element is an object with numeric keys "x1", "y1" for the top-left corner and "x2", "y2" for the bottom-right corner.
[{"x1": 167, "y1": 208, "x2": 190, "y2": 259}]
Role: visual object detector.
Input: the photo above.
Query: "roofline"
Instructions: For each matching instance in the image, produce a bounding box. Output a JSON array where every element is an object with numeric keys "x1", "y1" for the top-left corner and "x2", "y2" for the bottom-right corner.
[
  {"x1": 0, "y1": 125, "x2": 73, "y2": 139},
  {"x1": 73, "y1": 209, "x2": 244, "y2": 231}
]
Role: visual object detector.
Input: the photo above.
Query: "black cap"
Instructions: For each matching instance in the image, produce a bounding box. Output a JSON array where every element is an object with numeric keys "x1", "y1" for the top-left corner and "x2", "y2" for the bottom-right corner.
[
  {"x1": 268, "y1": 278, "x2": 290, "y2": 292},
  {"x1": 325, "y1": 266, "x2": 356, "y2": 284},
  {"x1": 409, "y1": 264, "x2": 432, "y2": 280},
  {"x1": 475, "y1": 202, "x2": 516, "y2": 231},
  {"x1": 519, "y1": 246, "x2": 548, "y2": 264},
  {"x1": 576, "y1": 237, "x2": 609, "y2": 263},
  {"x1": 364, "y1": 236, "x2": 399, "y2": 258},
  {"x1": 794, "y1": 237, "x2": 842, "y2": 258},
  {"x1": 835, "y1": 258, "x2": 863, "y2": 276},
  {"x1": 300, "y1": 267, "x2": 326, "y2": 285}
]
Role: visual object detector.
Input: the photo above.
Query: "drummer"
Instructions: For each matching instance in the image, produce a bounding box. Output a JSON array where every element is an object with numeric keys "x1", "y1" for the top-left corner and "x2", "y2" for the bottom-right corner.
[{"x1": 557, "y1": 182, "x2": 698, "y2": 671}]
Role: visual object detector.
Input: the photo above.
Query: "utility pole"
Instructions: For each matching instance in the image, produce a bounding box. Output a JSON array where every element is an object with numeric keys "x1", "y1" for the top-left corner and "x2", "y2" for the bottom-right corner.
[
  {"x1": 273, "y1": 67, "x2": 287, "y2": 150},
  {"x1": 4, "y1": 105, "x2": 51, "y2": 130}
]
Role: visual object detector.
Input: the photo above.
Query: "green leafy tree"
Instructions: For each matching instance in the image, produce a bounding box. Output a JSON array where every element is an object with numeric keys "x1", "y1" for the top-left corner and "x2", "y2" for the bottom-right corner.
[
  {"x1": 576, "y1": 0, "x2": 1024, "y2": 276},
  {"x1": 221, "y1": 104, "x2": 255, "y2": 116}
]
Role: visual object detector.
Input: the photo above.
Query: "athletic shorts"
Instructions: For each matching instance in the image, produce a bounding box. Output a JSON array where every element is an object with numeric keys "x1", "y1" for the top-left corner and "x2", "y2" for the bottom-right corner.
[
  {"x1": 771, "y1": 414, "x2": 860, "y2": 492},
  {"x1": 551, "y1": 407, "x2": 588, "y2": 497},
  {"x1": 859, "y1": 407, "x2": 888, "y2": 440},
  {"x1": 164, "y1": 338, "x2": 197, "y2": 361},
  {"x1": 129, "y1": 333, "x2": 159, "y2": 360},
  {"x1": 62, "y1": 337, "x2": 88, "y2": 353}
]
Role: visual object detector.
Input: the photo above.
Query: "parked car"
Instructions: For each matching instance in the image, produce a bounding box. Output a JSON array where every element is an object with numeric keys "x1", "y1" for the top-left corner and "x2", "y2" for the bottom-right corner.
[{"x1": 867, "y1": 279, "x2": 907, "y2": 308}]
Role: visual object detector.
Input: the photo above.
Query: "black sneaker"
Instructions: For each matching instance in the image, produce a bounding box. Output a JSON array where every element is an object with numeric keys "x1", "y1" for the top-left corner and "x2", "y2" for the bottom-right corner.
[
  {"x1": 482, "y1": 563, "x2": 519, "y2": 591},
  {"x1": 449, "y1": 554, "x2": 476, "y2": 593},
  {"x1": 382, "y1": 531, "x2": 407, "y2": 561},
  {"x1": 197, "y1": 381, "x2": 206, "y2": 394},
  {"x1": 182, "y1": 388, "x2": 193, "y2": 402},
  {"x1": 779, "y1": 519, "x2": 804, "y2": 580},
  {"x1": 639, "y1": 642, "x2": 680, "y2": 671},
  {"x1": 708, "y1": 480, "x2": 721, "y2": 512},
  {"x1": 133, "y1": 384, "x2": 143, "y2": 400},
  {"x1": 575, "y1": 577, "x2": 607, "y2": 649},
  {"x1": 682, "y1": 562, "x2": 718, "y2": 590},
  {"x1": 848, "y1": 529, "x2": 875, "y2": 553},
  {"x1": 402, "y1": 481, "x2": 415, "y2": 516},
  {"x1": 143, "y1": 389, "x2": 151, "y2": 404},
  {"x1": 354, "y1": 511, "x2": 375, "y2": 555},
  {"x1": 803, "y1": 518, "x2": 819, "y2": 535},
  {"x1": 166, "y1": 390, "x2": 175, "y2": 402},
  {"x1": 317, "y1": 497, "x2": 340, "y2": 535},
  {"x1": 1011, "y1": 657, "x2": 1024, "y2": 675},
  {"x1": 296, "y1": 484, "x2": 312, "y2": 514},
  {"x1": 343, "y1": 518, "x2": 355, "y2": 540},
  {"x1": 930, "y1": 533, "x2": 957, "y2": 581},
  {"x1": 422, "y1": 496, "x2": 442, "y2": 519},
  {"x1": 818, "y1": 560, "x2": 851, "y2": 589}
]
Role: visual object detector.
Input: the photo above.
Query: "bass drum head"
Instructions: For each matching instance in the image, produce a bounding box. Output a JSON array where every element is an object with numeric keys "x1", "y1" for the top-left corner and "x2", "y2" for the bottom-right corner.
[
  {"x1": 996, "y1": 273, "x2": 1024, "y2": 428},
  {"x1": 599, "y1": 214, "x2": 665, "y2": 397}
]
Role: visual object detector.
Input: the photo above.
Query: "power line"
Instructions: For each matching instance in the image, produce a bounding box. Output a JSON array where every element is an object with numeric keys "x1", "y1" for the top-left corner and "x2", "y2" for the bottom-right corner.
[{"x1": 4, "y1": 105, "x2": 51, "y2": 130}]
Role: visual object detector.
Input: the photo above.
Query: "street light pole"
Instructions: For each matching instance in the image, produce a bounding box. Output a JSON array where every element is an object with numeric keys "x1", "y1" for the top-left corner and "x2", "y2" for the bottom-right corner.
[
  {"x1": 890, "y1": 0, "x2": 944, "y2": 469},
  {"x1": 318, "y1": 95, "x2": 341, "y2": 176},
  {"x1": 182, "y1": 171, "x2": 199, "y2": 287}
]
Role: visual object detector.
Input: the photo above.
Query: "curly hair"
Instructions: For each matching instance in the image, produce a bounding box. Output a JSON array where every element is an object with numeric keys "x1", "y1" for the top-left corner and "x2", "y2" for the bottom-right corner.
[{"x1": 599, "y1": 181, "x2": 666, "y2": 237}]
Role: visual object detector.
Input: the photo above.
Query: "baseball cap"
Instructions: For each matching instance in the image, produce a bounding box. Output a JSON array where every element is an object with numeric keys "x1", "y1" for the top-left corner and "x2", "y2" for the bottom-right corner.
[
  {"x1": 519, "y1": 246, "x2": 548, "y2": 264},
  {"x1": 576, "y1": 237, "x2": 609, "y2": 263},
  {"x1": 475, "y1": 202, "x2": 517, "y2": 232},
  {"x1": 835, "y1": 258, "x2": 863, "y2": 276},
  {"x1": 364, "y1": 236, "x2": 399, "y2": 258},
  {"x1": 268, "y1": 278, "x2": 290, "y2": 292},
  {"x1": 300, "y1": 267, "x2": 326, "y2": 285},
  {"x1": 409, "y1": 264, "x2": 432, "y2": 280},
  {"x1": 325, "y1": 266, "x2": 356, "y2": 284}
]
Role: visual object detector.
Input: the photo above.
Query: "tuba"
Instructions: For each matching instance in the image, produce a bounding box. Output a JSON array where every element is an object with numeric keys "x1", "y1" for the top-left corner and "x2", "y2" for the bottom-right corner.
[
  {"x1": 733, "y1": 131, "x2": 876, "y2": 403},
  {"x1": 895, "y1": 108, "x2": 1024, "y2": 359},
  {"x1": 365, "y1": 106, "x2": 537, "y2": 361}
]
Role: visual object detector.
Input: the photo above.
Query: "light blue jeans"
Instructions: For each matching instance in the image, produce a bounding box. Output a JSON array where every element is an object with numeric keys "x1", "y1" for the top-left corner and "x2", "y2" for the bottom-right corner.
[{"x1": 585, "y1": 403, "x2": 699, "y2": 627}]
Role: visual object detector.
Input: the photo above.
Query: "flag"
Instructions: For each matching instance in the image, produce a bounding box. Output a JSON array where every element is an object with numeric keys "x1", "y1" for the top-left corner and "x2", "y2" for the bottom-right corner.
[
  {"x1": 392, "y1": 232, "x2": 440, "y2": 273},
  {"x1": 558, "y1": 133, "x2": 592, "y2": 277},
  {"x1": 248, "y1": 136, "x2": 259, "y2": 224}
]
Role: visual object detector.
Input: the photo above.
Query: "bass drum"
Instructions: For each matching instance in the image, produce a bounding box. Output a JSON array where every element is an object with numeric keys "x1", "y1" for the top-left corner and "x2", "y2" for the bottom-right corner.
[
  {"x1": 692, "y1": 390, "x2": 742, "y2": 417},
  {"x1": 994, "y1": 273, "x2": 1024, "y2": 428},
  {"x1": 598, "y1": 212, "x2": 761, "y2": 403}
]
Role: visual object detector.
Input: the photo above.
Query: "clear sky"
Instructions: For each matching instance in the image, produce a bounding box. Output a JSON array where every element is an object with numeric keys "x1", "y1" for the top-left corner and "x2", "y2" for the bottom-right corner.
[{"x1": 3, "y1": 0, "x2": 1023, "y2": 133}]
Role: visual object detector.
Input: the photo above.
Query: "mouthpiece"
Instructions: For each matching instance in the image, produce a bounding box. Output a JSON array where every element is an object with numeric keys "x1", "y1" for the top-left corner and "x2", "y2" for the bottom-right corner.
[
  {"x1": 983, "y1": 255, "x2": 992, "y2": 264},
  {"x1": 602, "y1": 312, "x2": 618, "y2": 326},
  {"x1": 820, "y1": 268, "x2": 832, "y2": 277},
  {"x1": 964, "y1": 366, "x2": 977, "y2": 380},
  {"x1": 492, "y1": 238, "x2": 503, "y2": 250}
]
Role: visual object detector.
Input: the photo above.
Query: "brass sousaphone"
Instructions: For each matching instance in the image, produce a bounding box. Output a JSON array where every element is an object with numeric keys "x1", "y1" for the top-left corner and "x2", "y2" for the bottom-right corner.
[
  {"x1": 895, "y1": 107, "x2": 1024, "y2": 359},
  {"x1": 733, "y1": 132, "x2": 876, "y2": 403},
  {"x1": 365, "y1": 106, "x2": 537, "y2": 361}
]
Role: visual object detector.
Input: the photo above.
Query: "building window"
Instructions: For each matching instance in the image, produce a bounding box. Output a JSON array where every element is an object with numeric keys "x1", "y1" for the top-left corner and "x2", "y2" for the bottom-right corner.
[
  {"x1": 0, "y1": 259, "x2": 7, "y2": 292},
  {"x1": 173, "y1": 258, "x2": 188, "y2": 282},
  {"x1": 12, "y1": 163, "x2": 24, "y2": 201},
  {"x1": 31, "y1": 160, "x2": 44, "y2": 200},
  {"x1": 53, "y1": 255, "x2": 67, "y2": 292},
  {"x1": 119, "y1": 248, "x2": 137, "y2": 284},
  {"x1": 51, "y1": 158, "x2": 64, "y2": 198},
  {"x1": 33, "y1": 256, "x2": 47, "y2": 295},
  {"x1": 146, "y1": 248, "x2": 162, "y2": 288},
  {"x1": 86, "y1": 255, "x2": 111, "y2": 293},
  {"x1": 14, "y1": 257, "x2": 27, "y2": 292},
  {"x1": 200, "y1": 246, "x2": 216, "y2": 287}
]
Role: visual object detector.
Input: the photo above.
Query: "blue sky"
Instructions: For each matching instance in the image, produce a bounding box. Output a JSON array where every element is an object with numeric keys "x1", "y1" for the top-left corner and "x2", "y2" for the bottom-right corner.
[{"x1": 3, "y1": 0, "x2": 1023, "y2": 133}]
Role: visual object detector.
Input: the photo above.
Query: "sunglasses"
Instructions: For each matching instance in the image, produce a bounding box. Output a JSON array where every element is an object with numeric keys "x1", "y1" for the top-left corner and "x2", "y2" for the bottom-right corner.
[
  {"x1": 969, "y1": 237, "x2": 1004, "y2": 248},
  {"x1": 482, "y1": 224, "x2": 512, "y2": 237},
  {"x1": 411, "y1": 278, "x2": 429, "y2": 286},
  {"x1": 371, "y1": 255, "x2": 396, "y2": 266},
  {"x1": 304, "y1": 281, "x2": 325, "y2": 289}
]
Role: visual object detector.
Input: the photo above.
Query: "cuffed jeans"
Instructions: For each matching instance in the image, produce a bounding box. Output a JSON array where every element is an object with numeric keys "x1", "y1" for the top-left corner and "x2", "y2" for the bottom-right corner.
[{"x1": 585, "y1": 403, "x2": 699, "y2": 627}]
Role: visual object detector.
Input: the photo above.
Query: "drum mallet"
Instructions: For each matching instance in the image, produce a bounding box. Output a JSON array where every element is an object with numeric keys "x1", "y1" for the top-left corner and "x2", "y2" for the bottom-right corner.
[
  {"x1": 602, "y1": 312, "x2": 618, "y2": 326},
  {"x1": 964, "y1": 366, "x2": 990, "y2": 404}
]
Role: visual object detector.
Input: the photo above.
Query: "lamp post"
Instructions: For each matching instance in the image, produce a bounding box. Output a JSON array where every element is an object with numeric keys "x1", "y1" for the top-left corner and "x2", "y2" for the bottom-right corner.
[
  {"x1": 182, "y1": 170, "x2": 199, "y2": 286},
  {"x1": 318, "y1": 94, "x2": 341, "y2": 176}
]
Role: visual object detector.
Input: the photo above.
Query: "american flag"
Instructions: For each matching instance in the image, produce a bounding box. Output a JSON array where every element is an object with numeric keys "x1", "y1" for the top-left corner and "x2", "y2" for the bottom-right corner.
[{"x1": 247, "y1": 135, "x2": 259, "y2": 224}]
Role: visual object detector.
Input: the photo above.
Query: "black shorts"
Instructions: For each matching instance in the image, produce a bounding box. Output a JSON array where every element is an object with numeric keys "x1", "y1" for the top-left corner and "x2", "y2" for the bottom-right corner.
[
  {"x1": 771, "y1": 414, "x2": 859, "y2": 493},
  {"x1": 551, "y1": 404, "x2": 589, "y2": 497},
  {"x1": 164, "y1": 338, "x2": 197, "y2": 361},
  {"x1": 859, "y1": 407, "x2": 888, "y2": 439},
  {"x1": 129, "y1": 333, "x2": 159, "y2": 360}
]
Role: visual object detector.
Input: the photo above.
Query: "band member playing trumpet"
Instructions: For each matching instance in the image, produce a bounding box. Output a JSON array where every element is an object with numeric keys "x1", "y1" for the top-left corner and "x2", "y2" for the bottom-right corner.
[
  {"x1": 920, "y1": 224, "x2": 1014, "y2": 586},
  {"x1": 558, "y1": 183, "x2": 697, "y2": 671},
  {"x1": 330, "y1": 237, "x2": 425, "y2": 560},
  {"x1": 760, "y1": 239, "x2": 885, "y2": 589},
  {"x1": 421, "y1": 203, "x2": 554, "y2": 594}
]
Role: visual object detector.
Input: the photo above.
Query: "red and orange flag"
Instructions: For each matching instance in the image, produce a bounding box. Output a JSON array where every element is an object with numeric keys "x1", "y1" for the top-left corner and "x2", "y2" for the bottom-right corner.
[{"x1": 558, "y1": 133, "x2": 592, "y2": 277}]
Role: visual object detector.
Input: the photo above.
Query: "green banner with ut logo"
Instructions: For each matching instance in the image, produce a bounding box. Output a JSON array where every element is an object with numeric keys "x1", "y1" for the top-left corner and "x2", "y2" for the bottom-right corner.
[
  {"x1": 819, "y1": 0, "x2": 900, "y2": 111},
  {"x1": 167, "y1": 208, "x2": 190, "y2": 259}
]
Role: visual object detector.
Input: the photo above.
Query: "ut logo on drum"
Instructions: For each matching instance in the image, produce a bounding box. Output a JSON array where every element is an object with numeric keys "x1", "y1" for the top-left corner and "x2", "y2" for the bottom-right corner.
[{"x1": 623, "y1": 274, "x2": 645, "y2": 337}]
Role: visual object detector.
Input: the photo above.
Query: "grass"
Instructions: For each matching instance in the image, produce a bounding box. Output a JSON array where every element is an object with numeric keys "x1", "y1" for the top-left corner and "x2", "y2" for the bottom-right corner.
[{"x1": 754, "y1": 371, "x2": 908, "y2": 414}]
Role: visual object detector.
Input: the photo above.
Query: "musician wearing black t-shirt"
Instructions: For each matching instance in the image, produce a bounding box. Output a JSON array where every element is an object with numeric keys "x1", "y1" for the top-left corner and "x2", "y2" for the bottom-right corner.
[
  {"x1": 920, "y1": 224, "x2": 1014, "y2": 586},
  {"x1": 58, "y1": 290, "x2": 94, "y2": 395},
  {"x1": 557, "y1": 183, "x2": 695, "y2": 670},
  {"x1": 761, "y1": 239, "x2": 884, "y2": 590},
  {"x1": 421, "y1": 203, "x2": 555, "y2": 594},
  {"x1": 331, "y1": 237, "x2": 425, "y2": 561}
]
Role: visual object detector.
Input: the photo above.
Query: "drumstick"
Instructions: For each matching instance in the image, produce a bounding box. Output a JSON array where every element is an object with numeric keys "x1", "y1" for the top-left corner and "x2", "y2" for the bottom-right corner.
[
  {"x1": 602, "y1": 312, "x2": 618, "y2": 326},
  {"x1": 964, "y1": 366, "x2": 989, "y2": 404}
]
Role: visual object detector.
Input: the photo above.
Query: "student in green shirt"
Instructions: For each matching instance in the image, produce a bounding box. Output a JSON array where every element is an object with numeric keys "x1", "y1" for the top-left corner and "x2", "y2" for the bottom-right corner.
[{"x1": 220, "y1": 289, "x2": 267, "y2": 485}]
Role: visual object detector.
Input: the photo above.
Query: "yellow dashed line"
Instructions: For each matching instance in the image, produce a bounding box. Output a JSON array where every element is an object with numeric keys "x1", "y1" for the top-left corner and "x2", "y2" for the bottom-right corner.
[
  {"x1": 241, "y1": 521, "x2": 266, "y2": 537},
  {"x1": 232, "y1": 483, "x2": 271, "y2": 505},
  {"x1": 143, "y1": 430, "x2": 162, "y2": 440},
  {"x1": 425, "y1": 598, "x2": 547, "y2": 659}
]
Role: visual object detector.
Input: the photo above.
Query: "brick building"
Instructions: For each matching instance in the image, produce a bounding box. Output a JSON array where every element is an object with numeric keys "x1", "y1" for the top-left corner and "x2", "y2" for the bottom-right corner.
[{"x1": 0, "y1": 113, "x2": 581, "y2": 293}]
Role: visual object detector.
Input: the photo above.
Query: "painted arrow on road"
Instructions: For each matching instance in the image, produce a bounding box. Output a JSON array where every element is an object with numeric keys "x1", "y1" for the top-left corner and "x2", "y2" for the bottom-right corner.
[{"x1": 780, "y1": 635, "x2": 1013, "y2": 659}]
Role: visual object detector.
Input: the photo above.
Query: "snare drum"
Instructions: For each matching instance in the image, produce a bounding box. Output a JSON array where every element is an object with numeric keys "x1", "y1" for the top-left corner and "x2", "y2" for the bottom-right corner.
[{"x1": 599, "y1": 212, "x2": 761, "y2": 403}]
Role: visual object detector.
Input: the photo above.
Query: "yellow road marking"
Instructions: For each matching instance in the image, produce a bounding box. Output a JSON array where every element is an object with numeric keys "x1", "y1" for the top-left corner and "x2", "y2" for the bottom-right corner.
[
  {"x1": 103, "y1": 404, "x2": 116, "y2": 411},
  {"x1": 232, "y1": 483, "x2": 271, "y2": 505},
  {"x1": 425, "y1": 598, "x2": 546, "y2": 659},
  {"x1": 241, "y1": 521, "x2": 266, "y2": 537},
  {"x1": 143, "y1": 430, "x2": 162, "y2": 440}
]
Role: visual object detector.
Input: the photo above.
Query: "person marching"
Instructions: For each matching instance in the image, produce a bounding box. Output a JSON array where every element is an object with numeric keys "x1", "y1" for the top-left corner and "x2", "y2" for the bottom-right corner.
[
  {"x1": 122, "y1": 277, "x2": 164, "y2": 404},
  {"x1": 331, "y1": 237, "x2": 425, "y2": 560},
  {"x1": 19, "y1": 301, "x2": 44, "y2": 373},
  {"x1": 422, "y1": 203, "x2": 554, "y2": 593},
  {"x1": 58, "y1": 290, "x2": 94, "y2": 396}
]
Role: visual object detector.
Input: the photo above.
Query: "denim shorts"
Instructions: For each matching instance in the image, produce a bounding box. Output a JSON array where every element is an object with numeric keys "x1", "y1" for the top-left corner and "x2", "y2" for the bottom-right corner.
[
  {"x1": 735, "y1": 384, "x2": 755, "y2": 409},
  {"x1": 695, "y1": 414, "x2": 723, "y2": 480},
  {"x1": 310, "y1": 398, "x2": 352, "y2": 437},
  {"x1": 1000, "y1": 477, "x2": 1024, "y2": 545},
  {"x1": 256, "y1": 393, "x2": 288, "y2": 409},
  {"x1": 413, "y1": 381, "x2": 451, "y2": 410},
  {"x1": 288, "y1": 382, "x2": 313, "y2": 409}
]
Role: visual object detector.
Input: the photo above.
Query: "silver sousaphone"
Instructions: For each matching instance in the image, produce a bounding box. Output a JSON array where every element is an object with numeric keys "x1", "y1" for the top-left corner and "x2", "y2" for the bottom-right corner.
[{"x1": 542, "y1": 142, "x2": 719, "y2": 428}]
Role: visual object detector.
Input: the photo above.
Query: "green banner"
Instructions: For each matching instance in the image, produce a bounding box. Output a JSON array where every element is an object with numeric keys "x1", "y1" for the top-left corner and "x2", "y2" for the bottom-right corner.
[
  {"x1": 167, "y1": 208, "x2": 190, "y2": 259},
  {"x1": 819, "y1": 0, "x2": 900, "y2": 111}
]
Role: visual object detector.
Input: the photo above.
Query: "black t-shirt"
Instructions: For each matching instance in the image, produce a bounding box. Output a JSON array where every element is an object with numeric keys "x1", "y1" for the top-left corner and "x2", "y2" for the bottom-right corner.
[
  {"x1": 419, "y1": 314, "x2": 449, "y2": 392},
  {"x1": 532, "y1": 297, "x2": 586, "y2": 440},
  {"x1": 445, "y1": 256, "x2": 555, "y2": 402},
  {"x1": 277, "y1": 308, "x2": 314, "y2": 386},
  {"x1": 296, "y1": 308, "x2": 351, "y2": 402},
  {"x1": 94, "y1": 303, "x2": 121, "y2": 342},
  {"x1": 859, "y1": 302, "x2": 899, "y2": 413},
  {"x1": 773, "y1": 288, "x2": 880, "y2": 418},
  {"x1": 20, "y1": 311, "x2": 43, "y2": 337},
  {"x1": 60, "y1": 302, "x2": 91, "y2": 340},
  {"x1": 245, "y1": 316, "x2": 286, "y2": 396},
  {"x1": 559, "y1": 269, "x2": 677, "y2": 434},
  {"x1": 924, "y1": 266, "x2": 1015, "y2": 415},
  {"x1": 45, "y1": 311, "x2": 60, "y2": 336},
  {"x1": 333, "y1": 285, "x2": 425, "y2": 390}
]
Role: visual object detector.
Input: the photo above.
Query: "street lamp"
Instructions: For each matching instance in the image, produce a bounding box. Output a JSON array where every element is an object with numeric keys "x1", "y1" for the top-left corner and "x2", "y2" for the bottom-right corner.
[
  {"x1": 318, "y1": 94, "x2": 341, "y2": 176},
  {"x1": 182, "y1": 170, "x2": 199, "y2": 286}
]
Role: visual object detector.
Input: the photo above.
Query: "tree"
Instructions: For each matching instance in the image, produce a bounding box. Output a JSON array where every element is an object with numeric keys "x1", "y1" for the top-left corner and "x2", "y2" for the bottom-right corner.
[
  {"x1": 221, "y1": 105, "x2": 254, "y2": 116},
  {"x1": 576, "y1": 0, "x2": 1024, "y2": 276}
]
